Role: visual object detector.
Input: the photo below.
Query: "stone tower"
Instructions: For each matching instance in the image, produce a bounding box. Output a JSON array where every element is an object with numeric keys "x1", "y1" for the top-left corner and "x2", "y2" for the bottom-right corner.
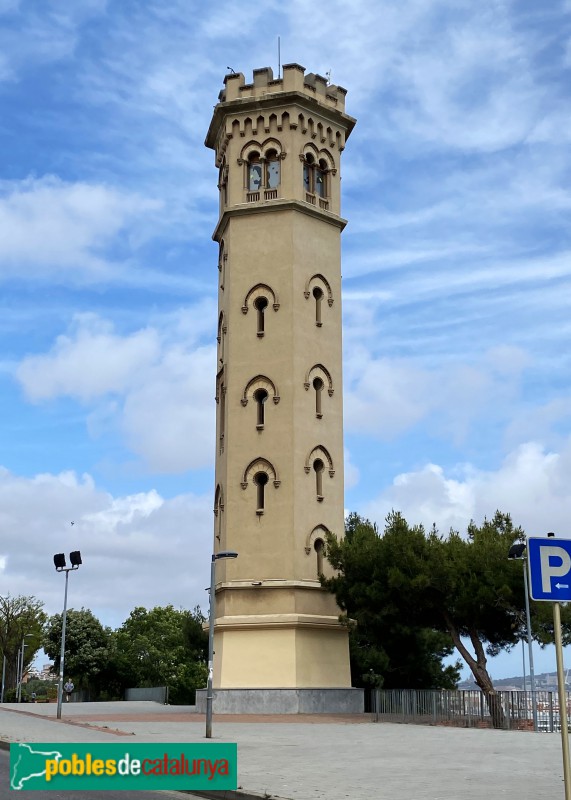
[{"x1": 204, "y1": 65, "x2": 358, "y2": 710}]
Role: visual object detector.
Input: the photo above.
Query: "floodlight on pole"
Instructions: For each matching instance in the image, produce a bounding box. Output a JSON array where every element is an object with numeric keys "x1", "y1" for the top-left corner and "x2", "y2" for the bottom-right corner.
[
  {"x1": 205, "y1": 550, "x2": 238, "y2": 739},
  {"x1": 53, "y1": 550, "x2": 82, "y2": 719},
  {"x1": 508, "y1": 542, "x2": 538, "y2": 731}
]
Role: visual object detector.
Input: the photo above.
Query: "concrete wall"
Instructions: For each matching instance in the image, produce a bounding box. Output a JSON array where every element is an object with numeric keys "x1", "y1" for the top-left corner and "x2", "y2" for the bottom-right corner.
[
  {"x1": 195, "y1": 687, "x2": 364, "y2": 714},
  {"x1": 125, "y1": 686, "x2": 167, "y2": 704}
]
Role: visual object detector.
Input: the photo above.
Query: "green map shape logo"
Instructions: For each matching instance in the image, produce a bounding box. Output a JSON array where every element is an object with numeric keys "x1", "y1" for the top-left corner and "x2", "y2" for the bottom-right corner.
[{"x1": 10, "y1": 742, "x2": 237, "y2": 791}]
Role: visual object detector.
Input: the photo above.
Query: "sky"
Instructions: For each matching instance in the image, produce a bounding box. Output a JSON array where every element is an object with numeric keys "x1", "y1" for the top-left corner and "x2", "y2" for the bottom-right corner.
[{"x1": 1, "y1": 0, "x2": 570, "y2": 682}]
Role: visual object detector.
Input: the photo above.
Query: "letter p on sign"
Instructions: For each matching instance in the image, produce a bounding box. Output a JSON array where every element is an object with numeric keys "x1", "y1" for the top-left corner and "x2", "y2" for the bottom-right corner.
[{"x1": 540, "y1": 546, "x2": 571, "y2": 593}]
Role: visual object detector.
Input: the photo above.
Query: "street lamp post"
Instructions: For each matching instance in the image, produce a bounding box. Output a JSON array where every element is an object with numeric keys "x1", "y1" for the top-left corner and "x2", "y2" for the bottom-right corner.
[
  {"x1": 206, "y1": 550, "x2": 238, "y2": 739},
  {"x1": 53, "y1": 550, "x2": 82, "y2": 720},
  {"x1": 508, "y1": 543, "x2": 538, "y2": 731},
  {"x1": 16, "y1": 635, "x2": 34, "y2": 702}
]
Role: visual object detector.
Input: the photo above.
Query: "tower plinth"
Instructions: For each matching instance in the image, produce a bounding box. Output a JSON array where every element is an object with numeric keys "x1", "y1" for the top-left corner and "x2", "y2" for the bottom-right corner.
[{"x1": 198, "y1": 65, "x2": 362, "y2": 713}]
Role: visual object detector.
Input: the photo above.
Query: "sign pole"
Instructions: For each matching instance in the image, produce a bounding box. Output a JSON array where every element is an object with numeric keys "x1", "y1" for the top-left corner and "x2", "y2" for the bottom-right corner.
[{"x1": 553, "y1": 600, "x2": 571, "y2": 800}]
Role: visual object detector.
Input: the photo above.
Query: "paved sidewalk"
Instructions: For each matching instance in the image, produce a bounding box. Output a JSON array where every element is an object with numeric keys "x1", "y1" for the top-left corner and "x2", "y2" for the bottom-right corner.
[{"x1": 0, "y1": 701, "x2": 566, "y2": 799}]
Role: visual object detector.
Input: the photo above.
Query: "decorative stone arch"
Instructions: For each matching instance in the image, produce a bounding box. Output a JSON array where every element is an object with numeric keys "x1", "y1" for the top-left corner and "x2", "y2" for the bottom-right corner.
[
  {"x1": 260, "y1": 137, "x2": 285, "y2": 159},
  {"x1": 218, "y1": 238, "x2": 227, "y2": 271},
  {"x1": 242, "y1": 283, "x2": 280, "y2": 313},
  {"x1": 304, "y1": 273, "x2": 334, "y2": 307},
  {"x1": 304, "y1": 445, "x2": 335, "y2": 478},
  {"x1": 217, "y1": 311, "x2": 227, "y2": 364},
  {"x1": 241, "y1": 457, "x2": 280, "y2": 489},
  {"x1": 213, "y1": 483, "x2": 224, "y2": 543},
  {"x1": 241, "y1": 375, "x2": 280, "y2": 406},
  {"x1": 304, "y1": 364, "x2": 334, "y2": 397},
  {"x1": 238, "y1": 138, "x2": 285, "y2": 165},
  {"x1": 214, "y1": 484, "x2": 224, "y2": 514},
  {"x1": 305, "y1": 524, "x2": 330, "y2": 555}
]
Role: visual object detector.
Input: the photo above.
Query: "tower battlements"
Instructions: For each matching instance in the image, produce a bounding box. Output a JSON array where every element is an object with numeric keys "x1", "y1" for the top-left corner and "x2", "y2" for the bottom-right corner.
[{"x1": 219, "y1": 64, "x2": 347, "y2": 113}]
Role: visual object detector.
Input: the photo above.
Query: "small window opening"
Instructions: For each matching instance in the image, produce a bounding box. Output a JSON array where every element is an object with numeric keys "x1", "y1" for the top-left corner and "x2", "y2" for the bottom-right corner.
[
  {"x1": 314, "y1": 538, "x2": 325, "y2": 576},
  {"x1": 254, "y1": 296, "x2": 268, "y2": 335},
  {"x1": 313, "y1": 286, "x2": 324, "y2": 326},
  {"x1": 316, "y1": 159, "x2": 328, "y2": 198},
  {"x1": 303, "y1": 154, "x2": 315, "y2": 193},
  {"x1": 253, "y1": 388, "x2": 268, "y2": 427},
  {"x1": 313, "y1": 377, "x2": 324, "y2": 417},
  {"x1": 313, "y1": 458, "x2": 324, "y2": 500},
  {"x1": 219, "y1": 386, "x2": 225, "y2": 453},
  {"x1": 266, "y1": 149, "x2": 280, "y2": 189},
  {"x1": 254, "y1": 471, "x2": 269, "y2": 513},
  {"x1": 248, "y1": 153, "x2": 263, "y2": 191}
]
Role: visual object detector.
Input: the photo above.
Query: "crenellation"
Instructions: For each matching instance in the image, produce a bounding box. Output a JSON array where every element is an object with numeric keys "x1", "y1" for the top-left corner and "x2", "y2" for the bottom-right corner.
[{"x1": 216, "y1": 63, "x2": 346, "y2": 113}]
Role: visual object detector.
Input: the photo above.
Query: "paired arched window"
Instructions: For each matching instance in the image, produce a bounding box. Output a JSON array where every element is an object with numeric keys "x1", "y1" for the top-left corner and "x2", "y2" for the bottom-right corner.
[
  {"x1": 303, "y1": 154, "x2": 328, "y2": 198},
  {"x1": 244, "y1": 144, "x2": 282, "y2": 200}
]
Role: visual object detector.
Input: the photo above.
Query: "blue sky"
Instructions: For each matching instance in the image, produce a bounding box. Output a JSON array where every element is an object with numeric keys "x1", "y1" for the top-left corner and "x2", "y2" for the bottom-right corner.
[{"x1": 1, "y1": 0, "x2": 571, "y2": 681}]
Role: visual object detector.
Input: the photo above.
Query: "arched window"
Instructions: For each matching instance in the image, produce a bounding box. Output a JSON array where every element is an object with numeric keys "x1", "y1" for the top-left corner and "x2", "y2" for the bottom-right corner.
[
  {"x1": 248, "y1": 152, "x2": 263, "y2": 195},
  {"x1": 218, "y1": 159, "x2": 228, "y2": 208},
  {"x1": 314, "y1": 538, "x2": 325, "y2": 576},
  {"x1": 315, "y1": 159, "x2": 328, "y2": 198},
  {"x1": 219, "y1": 383, "x2": 226, "y2": 454},
  {"x1": 254, "y1": 471, "x2": 269, "y2": 513},
  {"x1": 254, "y1": 296, "x2": 268, "y2": 336},
  {"x1": 313, "y1": 377, "x2": 324, "y2": 417},
  {"x1": 214, "y1": 485, "x2": 224, "y2": 545},
  {"x1": 312, "y1": 286, "x2": 324, "y2": 326},
  {"x1": 303, "y1": 153, "x2": 315, "y2": 195},
  {"x1": 266, "y1": 149, "x2": 280, "y2": 189},
  {"x1": 313, "y1": 458, "x2": 324, "y2": 500},
  {"x1": 253, "y1": 388, "x2": 268, "y2": 428}
]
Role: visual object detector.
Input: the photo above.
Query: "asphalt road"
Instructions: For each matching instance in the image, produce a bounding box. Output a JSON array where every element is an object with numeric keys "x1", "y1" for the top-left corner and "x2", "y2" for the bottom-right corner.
[{"x1": 0, "y1": 748, "x2": 198, "y2": 799}]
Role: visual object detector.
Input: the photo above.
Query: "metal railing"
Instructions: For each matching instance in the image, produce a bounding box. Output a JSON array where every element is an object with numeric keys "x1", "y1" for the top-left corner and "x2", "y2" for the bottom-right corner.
[{"x1": 371, "y1": 688, "x2": 570, "y2": 732}]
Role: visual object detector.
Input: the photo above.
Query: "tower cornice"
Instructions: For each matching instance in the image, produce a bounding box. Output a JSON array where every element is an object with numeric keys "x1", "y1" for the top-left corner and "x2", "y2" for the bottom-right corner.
[
  {"x1": 212, "y1": 198, "x2": 347, "y2": 242},
  {"x1": 205, "y1": 89, "x2": 356, "y2": 151}
]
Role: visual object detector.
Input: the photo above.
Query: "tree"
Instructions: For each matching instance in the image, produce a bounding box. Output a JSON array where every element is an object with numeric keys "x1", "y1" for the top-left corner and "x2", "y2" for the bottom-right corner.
[
  {"x1": 113, "y1": 605, "x2": 207, "y2": 704},
  {"x1": 0, "y1": 595, "x2": 46, "y2": 692},
  {"x1": 325, "y1": 511, "x2": 570, "y2": 727},
  {"x1": 323, "y1": 513, "x2": 461, "y2": 691},
  {"x1": 43, "y1": 608, "x2": 112, "y2": 696}
]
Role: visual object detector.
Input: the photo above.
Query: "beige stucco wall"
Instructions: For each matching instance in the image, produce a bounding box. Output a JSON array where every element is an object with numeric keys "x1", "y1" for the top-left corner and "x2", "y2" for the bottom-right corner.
[{"x1": 207, "y1": 66, "x2": 355, "y2": 689}]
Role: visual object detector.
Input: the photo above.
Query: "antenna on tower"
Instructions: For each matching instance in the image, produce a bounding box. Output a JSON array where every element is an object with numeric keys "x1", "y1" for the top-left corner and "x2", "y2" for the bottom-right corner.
[
  {"x1": 278, "y1": 36, "x2": 281, "y2": 78},
  {"x1": 325, "y1": 69, "x2": 332, "y2": 85}
]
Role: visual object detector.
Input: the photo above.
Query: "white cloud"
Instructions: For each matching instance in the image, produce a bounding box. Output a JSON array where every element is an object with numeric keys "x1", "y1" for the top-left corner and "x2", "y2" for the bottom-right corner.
[
  {"x1": 17, "y1": 314, "x2": 161, "y2": 402},
  {"x1": 0, "y1": 466, "x2": 212, "y2": 626},
  {"x1": 15, "y1": 311, "x2": 216, "y2": 473},
  {"x1": 344, "y1": 449, "x2": 360, "y2": 490},
  {"x1": 0, "y1": 176, "x2": 161, "y2": 281},
  {"x1": 363, "y1": 439, "x2": 571, "y2": 537},
  {"x1": 344, "y1": 346, "x2": 528, "y2": 443}
]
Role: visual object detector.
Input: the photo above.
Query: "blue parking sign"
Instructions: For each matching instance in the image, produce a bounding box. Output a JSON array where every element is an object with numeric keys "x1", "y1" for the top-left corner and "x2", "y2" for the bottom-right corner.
[{"x1": 528, "y1": 537, "x2": 571, "y2": 602}]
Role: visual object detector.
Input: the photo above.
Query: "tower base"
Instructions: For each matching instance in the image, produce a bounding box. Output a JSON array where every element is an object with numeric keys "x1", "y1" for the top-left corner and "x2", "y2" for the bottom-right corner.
[{"x1": 195, "y1": 687, "x2": 364, "y2": 715}]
